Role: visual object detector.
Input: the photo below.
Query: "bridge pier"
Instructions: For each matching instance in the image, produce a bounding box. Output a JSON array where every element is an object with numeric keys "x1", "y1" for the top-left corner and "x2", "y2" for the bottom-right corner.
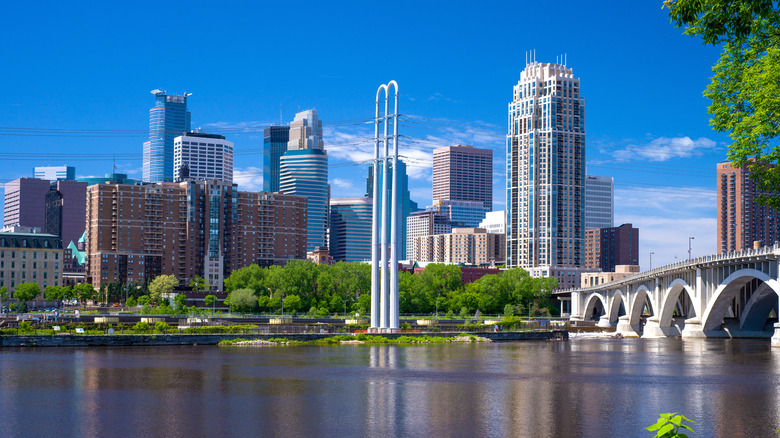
[
  {"x1": 641, "y1": 317, "x2": 665, "y2": 338},
  {"x1": 773, "y1": 323, "x2": 780, "y2": 347},
  {"x1": 680, "y1": 317, "x2": 705, "y2": 338},
  {"x1": 597, "y1": 315, "x2": 613, "y2": 328},
  {"x1": 615, "y1": 315, "x2": 639, "y2": 337}
]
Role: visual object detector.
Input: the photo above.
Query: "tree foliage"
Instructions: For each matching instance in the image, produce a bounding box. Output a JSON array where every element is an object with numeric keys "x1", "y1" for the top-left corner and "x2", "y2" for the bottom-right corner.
[
  {"x1": 13, "y1": 282, "x2": 41, "y2": 310},
  {"x1": 148, "y1": 275, "x2": 178, "y2": 304},
  {"x1": 225, "y1": 288, "x2": 258, "y2": 313},
  {"x1": 666, "y1": 0, "x2": 780, "y2": 207},
  {"x1": 73, "y1": 283, "x2": 97, "y2": 308},
  {"x1": 189, "y1": 275, "x2": 209, "y2": 292}
]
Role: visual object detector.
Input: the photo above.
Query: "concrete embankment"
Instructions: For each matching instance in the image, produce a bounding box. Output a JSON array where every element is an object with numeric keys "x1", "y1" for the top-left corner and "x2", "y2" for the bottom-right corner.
[{"x1": 0, "y1": 330, "x2": 567, "y2": 347}]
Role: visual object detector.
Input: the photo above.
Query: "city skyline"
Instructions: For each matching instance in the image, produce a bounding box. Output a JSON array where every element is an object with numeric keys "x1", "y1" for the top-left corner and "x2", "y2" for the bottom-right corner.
[{"x1": 0, "y1": 1, "x2": 728, "y2": 270}]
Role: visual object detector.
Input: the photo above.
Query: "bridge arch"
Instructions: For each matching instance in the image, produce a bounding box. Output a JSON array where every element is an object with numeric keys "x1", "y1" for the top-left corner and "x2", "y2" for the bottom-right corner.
[
  {"x1": 702, "y1": 269, "x2": 780, "y2": 332},
  {"x1": 607, "y1": 290, "x2": 626, "y2": 324},
  {"x1": 739, "y1": 283, "x2": 779, "y2": 331},
  {"x1": 628, "y1": 285, "x2": 653, "y2": 328},
  {"x1": 583, "y1": 293, "x2": 606, "y2": 322},
  {"x1": 658, "y1": 279, "x2": 696, "y2": 328}
]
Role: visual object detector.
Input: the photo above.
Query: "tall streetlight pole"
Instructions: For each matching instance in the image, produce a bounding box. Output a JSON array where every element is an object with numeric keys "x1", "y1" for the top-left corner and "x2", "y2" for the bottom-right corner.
[
  {"x1": 688, "y1": 237, "x2": 695, "y2": 260},
  {"x1": 650, "y1": 251, "x2": 655, "y2": 270}
]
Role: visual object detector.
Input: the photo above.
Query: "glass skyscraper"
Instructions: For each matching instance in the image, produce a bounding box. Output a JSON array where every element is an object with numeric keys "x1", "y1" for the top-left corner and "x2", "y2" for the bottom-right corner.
[
  {"x1": 329, "y1": 198, "x2": 372, "y2": 262},
  {"x1": 507, "y1": 61, "x2": 585, "y2": 270},
  {"x1": 263, "y1": 125, "x2": 290, "y2": 192},
  {"x1": 279, "y1": 110, "x2": 328, "y2": 252},
  {"x1": 143, "y1": 90, "x2": 191, "y2": 183},
  {"x1": 366, "y1": 158, "x2": 418, "y2": 260}
]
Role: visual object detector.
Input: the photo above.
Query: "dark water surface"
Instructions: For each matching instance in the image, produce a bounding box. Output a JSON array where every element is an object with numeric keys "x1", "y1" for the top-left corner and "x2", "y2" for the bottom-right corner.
[{"x1": 2, "y1": 339, "x2": 780, "y2": 437}]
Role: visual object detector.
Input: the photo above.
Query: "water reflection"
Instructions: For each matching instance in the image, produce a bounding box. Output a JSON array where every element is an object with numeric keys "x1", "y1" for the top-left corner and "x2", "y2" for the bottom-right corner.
[{"x1": 1, "y1": 340, "x2": 779, "y2": 437}]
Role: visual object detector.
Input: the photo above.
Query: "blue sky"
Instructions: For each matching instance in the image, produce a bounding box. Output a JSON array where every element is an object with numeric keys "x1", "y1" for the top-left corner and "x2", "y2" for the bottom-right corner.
[{"x1": 0, "y1": 1, "x2": 727, "y2": 269}]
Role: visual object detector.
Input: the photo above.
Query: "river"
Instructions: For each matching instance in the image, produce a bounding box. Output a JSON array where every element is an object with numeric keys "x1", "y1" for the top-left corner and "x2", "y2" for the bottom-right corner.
[{"x1": 1, "y1": 338, "x2": 779, "y2": 437}]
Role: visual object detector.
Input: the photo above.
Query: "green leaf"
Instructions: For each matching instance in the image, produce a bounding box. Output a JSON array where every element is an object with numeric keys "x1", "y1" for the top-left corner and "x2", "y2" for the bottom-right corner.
[
  {"x1": 680, "y1": 424, "x2": 695, "y2": 432},
  {"x1": 678, "y1": 434, "x2": 689, "y2": 438},
  {"x1": 647, "y1": 418, "x2": 667, "y2": 431},
  {"x1": 680, "y1": 416, "x2": 696, "y2": 424},
  {"x1": 671, "y1": 415, "x2": 683, "y2": 426},
  {"x1": 658, "y1": 423, "x2": 675, "y2": 436}
]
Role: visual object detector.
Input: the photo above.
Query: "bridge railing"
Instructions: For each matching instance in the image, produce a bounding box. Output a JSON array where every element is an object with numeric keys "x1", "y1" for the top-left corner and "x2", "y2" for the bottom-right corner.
[{"x1": 558, "y1": 243, "x2": 780, "y2": 294}]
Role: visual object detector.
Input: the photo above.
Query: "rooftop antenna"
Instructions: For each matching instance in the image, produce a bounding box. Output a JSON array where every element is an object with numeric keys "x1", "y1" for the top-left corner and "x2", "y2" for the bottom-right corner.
[
  {"x1": 525, "y1": 51, "x2": 528, "y2": 66},
  {"x1": 533, "y1": 49, "x2": 536, "y2": 64},
  {"x1": 565, "y1": 53, "x2": 567, "y2": 66}
]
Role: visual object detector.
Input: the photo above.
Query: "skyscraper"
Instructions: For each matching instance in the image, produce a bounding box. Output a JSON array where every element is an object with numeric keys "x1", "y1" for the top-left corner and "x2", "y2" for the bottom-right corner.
[
  {"x1": 279, "y1": 110, "x2": 328, "y2": 251},
  {"x1": 3, "y1": 178, "x2": 50, "y2": 230},
  {"x1": 174, "y1": 132, "x2": 234, "y2": 183},
  {"x1": 33, "y1": 165, "x2": 75, "y2": 181},
  {"x1": 263, "y1": 125, "x2": 291, "y2": 192},
  {"x1": 585, "y1": 175, "x2": 614, "y2": 229},
  {"x1": 143, "y1": 90, "x2": 191, "y2": 183},
  {"x1": 427, "y1": 199, "x2": 489, "y2": 229},
  {"x1": 365, "y1": 159, "x2": 418, "y2": 259},
  {"x1": 717, "y1": 161, "x2": 780, "y2": 252},
  {"x1": 432, "y1": 145, "x2": 493, "y2": 210},
  {"x1": 583, "y1": 223, "x2": 639, "y2": 272},
  {"x1": 507, "y1": 61, "x2": 586, "y2": 275},
  {"x1": 329, "y1": 198, "x2": 372, "y2": 262}
]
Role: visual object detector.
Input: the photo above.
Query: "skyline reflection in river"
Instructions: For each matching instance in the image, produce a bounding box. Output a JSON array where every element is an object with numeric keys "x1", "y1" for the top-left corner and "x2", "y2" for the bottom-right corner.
[{"x1": 1, "y1": 339, "x2": 779, "y2": 437}]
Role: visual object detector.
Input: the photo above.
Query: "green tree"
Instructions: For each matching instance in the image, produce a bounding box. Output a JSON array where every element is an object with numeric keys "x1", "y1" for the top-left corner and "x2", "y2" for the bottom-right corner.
[
  {"x1": 204, "y1": 294, "x2": 217, "y2": 308},
  {"x1": 0, "y1": 285, "x2": 9, "y2": 311},
  {"x1": 148, "y1": 275, "x2": 178, "y2": 305},
  {"x1": 284, "y1": 294, "x2": 302, "y2": 314},
  {"x1": 188, "y1": 275, "x2": 209, "y2": 292},
  {"x1": 44, "y1": 285, "x2": 64, "y2": 302},
  {"x1": 73, "y1": 283, "x2": 97, "y2": 309},
  {"x1": 666, "y1": 0, "x2": 780, "y2": 208},
  {"x1": 125, "y1": 296, "x2": 137, "y2": 307},
  {"x1": 14, "y1": 282, "x2": 41, "y2": 312},
  {"x1": 225, "y1": 288, "x2": 258, "y2": 313},
  {"x1": 173, "y1": 293, "x2": 188, "y2": 309}
]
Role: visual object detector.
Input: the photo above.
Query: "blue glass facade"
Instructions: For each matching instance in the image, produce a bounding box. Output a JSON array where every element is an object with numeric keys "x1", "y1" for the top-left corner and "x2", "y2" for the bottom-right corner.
[
  {"x1": 279, "y1": 148, "x2": 329, "y2": 251},
  {"x1": 143, "y1": 91, "x2": 191, "y2": 183},
  {"x1": 263, "y1": 125, "x2": 290, "y2": 192},
  {"x1": 366, "y1": 159, "x2": 418, "y2": 260},
  {"x1": 329, "y1": 198, "x2": 372, "y2": 262}
]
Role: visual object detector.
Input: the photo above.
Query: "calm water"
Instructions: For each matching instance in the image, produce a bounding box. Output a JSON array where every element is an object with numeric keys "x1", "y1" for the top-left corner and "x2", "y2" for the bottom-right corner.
[{"x1": 1, "y1": 339, "x2": 780, "y2": 437}]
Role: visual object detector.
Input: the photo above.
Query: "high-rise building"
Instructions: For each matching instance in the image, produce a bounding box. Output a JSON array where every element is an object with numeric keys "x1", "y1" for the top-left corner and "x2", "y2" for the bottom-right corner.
[
  {"x1": 329, "y1": 198, "x2": 372, "y2": 262},
  {"x1": 507, "y1": 61, "x2": 586, "y2": 281},
  {"x1": 583, "y1": 223, "x2": 639, "y2": 272},
  {"x1": 406, "y1": 210, "x2": 454, "y2": 262},
  {"x1": 33, "y1": 165, "x2": 75, "y2": 181},
  {"x1": 85, "y1": 181, "x2": 307, "y2": 290},
  {"x1": 479, "y1": 210, "x2": 506, "y2": 234},
  {"x1": 3, "y1": 178, "x2": 51, "y2": 230},
  {"x1": 427, "y1": 199, "x2": 489, "y2": 229},
  {"x1": 174, "y1": 132, "x2": 234, "y2": 183},
  {"x1": 279, "y1": 110, "x2": 328, "y2": 252},
  {"x1": 412, "y1": 227, "x2": 505, "y2": 266},
  {"x1": 585, "y1": 175, "x2": 614, "y2": 229},
  {"x1": 432, "y1": 145, "x2": 493, "y2": 210},
  {"x1": 717, "y1": 161, "x2": 780, "y2": 252},
  {"x1": 4, "y1": 178, "x2": 86, "y2": 247},
  {"x1": 366, "y1": 159, "x2": 419, "y2": 259},
  {"x1": 143, "y1": 90, "x2": 192, "y2": 183},
  {"x1": 79, "y1": 173, "x2": 140, "y2": 186},
  {"x1": 0, "y1": 230, "x2": 63, "y2": 293},
  {"x1": 263, "y1": 125, "x2": 291, "y2": 192}
]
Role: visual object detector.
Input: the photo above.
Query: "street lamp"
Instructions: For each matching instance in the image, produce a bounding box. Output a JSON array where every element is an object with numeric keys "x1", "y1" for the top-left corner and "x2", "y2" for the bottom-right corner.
[
  {"x1": 281, "y1": 298, "x2": 285, "y2": 316},
  {"x1": 650, "y1": 251, "x2": 655, "y2": 270},
  {"x1": 688, "y1": 236, "x2": 695, "y2": 260}
]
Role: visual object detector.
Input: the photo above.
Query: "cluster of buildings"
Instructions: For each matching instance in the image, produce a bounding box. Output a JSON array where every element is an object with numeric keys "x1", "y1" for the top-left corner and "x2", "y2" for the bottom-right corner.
[{"x1": 1, "y1": 62, "x2": 777, "y2": 299}]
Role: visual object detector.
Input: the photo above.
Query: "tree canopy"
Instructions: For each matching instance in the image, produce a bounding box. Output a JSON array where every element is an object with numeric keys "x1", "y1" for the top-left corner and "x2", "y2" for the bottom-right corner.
[
  {"x1": 666, "y1": 0, "x2": 780, "y2": 207},
  {"x1": 148, "y1": 275, "x2": 178, "y2": 304}
]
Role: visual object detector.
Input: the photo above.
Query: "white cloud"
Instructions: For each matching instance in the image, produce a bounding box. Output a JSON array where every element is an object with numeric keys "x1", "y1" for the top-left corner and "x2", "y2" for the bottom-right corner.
[
  {"x1": 611, "y1": 136, "x2": 718, "y2": 162},
  {"x1": 331, "y1": 178, "x2": 353, "y2": 189},
  {"x1": 233, "y1": 167, "x2": 263, "y2": 191}
]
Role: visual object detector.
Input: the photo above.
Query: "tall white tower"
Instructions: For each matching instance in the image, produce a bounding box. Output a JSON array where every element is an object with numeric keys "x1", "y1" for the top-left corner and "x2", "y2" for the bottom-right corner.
[{"x1": 507, "y1": 60, "x2": 586, "y2": 270}]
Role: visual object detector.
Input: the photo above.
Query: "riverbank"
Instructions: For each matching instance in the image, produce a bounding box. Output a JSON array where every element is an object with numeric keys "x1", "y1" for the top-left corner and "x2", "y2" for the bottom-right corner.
[{"x1": 0, "y1": 330, "x2": 567, "y2": 347}]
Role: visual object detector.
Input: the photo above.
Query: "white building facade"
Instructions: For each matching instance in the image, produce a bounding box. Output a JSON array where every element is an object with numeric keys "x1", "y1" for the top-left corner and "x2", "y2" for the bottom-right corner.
[
  {"x1": 479, "y1": 210, "x2": 506, "y2": 234},
  {"x1": 174, "y1": 132, "x2": 234, "y2": 184}
]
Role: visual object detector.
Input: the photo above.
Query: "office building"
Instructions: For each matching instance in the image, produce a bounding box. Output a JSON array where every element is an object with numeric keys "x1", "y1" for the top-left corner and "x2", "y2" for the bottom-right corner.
[
  {"x1": 279, "y1": 109, "x2": 328, "y2": 251},
  {"x1": 44, "y1": 179, "x2": 88, "y2": 246},
  {"x1": 85, "y1": 181, "x2": 307, "y2": 290},
  {"x1": 0, "y1": 229, "x2": 63, "y2": 293},
  {"x1": 33, "y1": 166, "x2": 75, "y2": 181},
  {"x1": 263, "y1": 125, "x2": 291, "y2": 192},
  {"x1": 4, "y1": 178, "x2": 51, "y2": 231},
  {"x1": 479, "y1": 210, "x2": 506, "y2": 234},
  {"x1": 174, "y1": 132, "x2": 234, "y2": 183},
  {"x1": 583, "y1": 223, "x2": 639, "y2": 272},
  {"x1": 366, "y1": 159, "x2": 419, "y2": 259},
  {"x1": 412, "y1": 228, "x2": 505, "y2": 266},
  {"x1": 428, "y1": 199, "x2": 489, "y2": 229},
  {"x1": 143, "y1": 90, "x2": 191, "y2": 183},
  {"x1": 507, "y1": 61, "x2": 586, "y2": 287},
  {"x1": 79, "y1": 173, "x2": 140, "y2": 186},
  {"x1": 585, "y1": 175, "x2": 614, "y2": 229},
  {"x1": 406, "y1": 210, "x2": 454, "y2": 262},
  {"x1": 717, "y1": 161, "x2": 780, "y2": 252},
  {"x1": 581, "y1": 265, "x2": 640, "y2": 288},
  {"x1": 432, "y1": 145, "x2": 492, "y2": 210},
  {"x1": 329, "y1": 198, "x2": 372, "y2": 262}
]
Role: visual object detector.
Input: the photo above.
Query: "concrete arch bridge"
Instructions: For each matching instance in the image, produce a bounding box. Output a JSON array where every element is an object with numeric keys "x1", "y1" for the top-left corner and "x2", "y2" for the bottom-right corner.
[{"x1": 569, "y1": 246, "x2": 780, "y2": 346}]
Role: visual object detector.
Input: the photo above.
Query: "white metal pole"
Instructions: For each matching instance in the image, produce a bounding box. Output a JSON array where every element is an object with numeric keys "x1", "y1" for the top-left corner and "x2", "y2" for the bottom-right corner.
[
  {"x1": 388, "y1": 80, "x2": 400, "y2": 330},
  {"x1": 380, "y1": 87, "x2": 390, "y2": 329},
  {"x1": 370, "y1": 85, "x2": 385, "y2": 330}
]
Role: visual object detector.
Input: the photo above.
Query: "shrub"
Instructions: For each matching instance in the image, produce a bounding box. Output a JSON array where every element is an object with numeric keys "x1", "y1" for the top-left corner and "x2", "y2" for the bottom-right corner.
[
  {"x1": 646, "y1": 412, "x2": 695, "y2": 437},
  {"x1": 132, "y1": 322, "x2": 151, "y2": 333},
  {"x1": 400, "y1": 322, "x2": 412, "y2": 330},
  {"x1": 154, "y1": 321, "x2": 170, "y2": 333}
]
